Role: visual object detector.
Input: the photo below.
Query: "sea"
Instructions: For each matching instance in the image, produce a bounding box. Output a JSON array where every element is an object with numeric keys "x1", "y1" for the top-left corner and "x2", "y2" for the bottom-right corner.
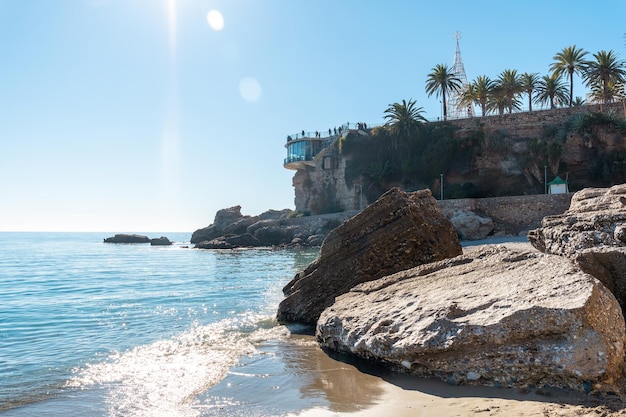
[{"x1": 0, "y1": 232, "x2": 335, "y2": 417}]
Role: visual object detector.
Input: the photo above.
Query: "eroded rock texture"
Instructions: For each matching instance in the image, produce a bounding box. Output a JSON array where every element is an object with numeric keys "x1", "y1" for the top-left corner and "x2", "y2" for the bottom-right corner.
[
  {"x1": 316, "y1": 245, "x2": 625, "y2": 391},
  {"x1": 529, "y1": 184, "x2": 626, "y2": 313},
  {"x1": 528, "y1": 184, "x2": 626, "y2": 255},
  {"x1": 277, "y1": 188, "x2": 462, "y2": 325}
]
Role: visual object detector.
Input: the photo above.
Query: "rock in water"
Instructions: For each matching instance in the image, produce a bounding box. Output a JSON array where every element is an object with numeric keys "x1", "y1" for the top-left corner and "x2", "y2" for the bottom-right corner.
[
  {"x1": 316, "y1": 245, "x2": 625, "y2": 391},
  {"x1": 150, "y1": 236, "x2": 173, "y2": 246},
  {"x1": 276, "y1": 188, "x2": 462, "y2": 325},
  {"x1": 103, "y1": 234, "x2": 150, "y2": 244}
]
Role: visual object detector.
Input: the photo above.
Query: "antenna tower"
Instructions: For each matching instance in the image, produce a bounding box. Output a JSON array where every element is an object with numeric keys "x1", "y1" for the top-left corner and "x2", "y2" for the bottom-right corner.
[{"x1": 449, "y1": 32, "x2": 473, "y2": 119}]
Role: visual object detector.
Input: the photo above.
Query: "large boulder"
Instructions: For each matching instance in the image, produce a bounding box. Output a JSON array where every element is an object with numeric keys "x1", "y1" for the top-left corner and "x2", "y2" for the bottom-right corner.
[
  {"x1": 316, "y1": 244, "x2": 625, "y2": 391},
  {"x1": 448, "y1": 210, "x2": 494, "y2": 240},
  {"x1": 528, "y1": 184, "x2": 626, "y2": 315},
  {"x1": 276, "y1": 188, "x2": 462, "y2": 325},
  {"x1": 528, "y1": 184, "x2": 626, "y2": 256}
]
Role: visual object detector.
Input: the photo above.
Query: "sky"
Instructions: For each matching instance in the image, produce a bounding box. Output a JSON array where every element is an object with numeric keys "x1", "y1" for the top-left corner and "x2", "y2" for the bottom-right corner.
[{"x1": 0, "y1": 0, "x2": 625, "y2": 232}]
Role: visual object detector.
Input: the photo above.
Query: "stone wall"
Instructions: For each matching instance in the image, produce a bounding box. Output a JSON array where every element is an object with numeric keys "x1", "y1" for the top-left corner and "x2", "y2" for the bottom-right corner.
[
  {"x1": 453, "y1": 102, "x2": 624, "y2": 138},
  {"x1": 438, "y1": 193, "x2": 573, "y2": 235}
]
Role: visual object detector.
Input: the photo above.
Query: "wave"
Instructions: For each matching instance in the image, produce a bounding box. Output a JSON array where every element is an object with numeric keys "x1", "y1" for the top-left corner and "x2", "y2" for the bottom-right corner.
[{"x1": 67, "y1": 314, "x2": 290, "y2": 417}]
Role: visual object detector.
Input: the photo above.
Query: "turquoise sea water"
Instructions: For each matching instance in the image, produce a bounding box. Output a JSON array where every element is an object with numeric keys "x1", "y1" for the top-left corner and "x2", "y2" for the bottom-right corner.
[{"x1": 0, "y1": 232, "x2": 321, "y2": 416}]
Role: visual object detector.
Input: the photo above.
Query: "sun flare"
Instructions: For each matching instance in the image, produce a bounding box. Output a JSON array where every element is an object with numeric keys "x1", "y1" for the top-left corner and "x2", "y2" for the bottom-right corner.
[{"x1": 207, "y1": 9, "x2": 224, "y2": 31}]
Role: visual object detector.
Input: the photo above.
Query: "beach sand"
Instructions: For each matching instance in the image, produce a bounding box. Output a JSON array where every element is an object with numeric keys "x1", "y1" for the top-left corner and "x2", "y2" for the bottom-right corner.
[
  {"x1": 285, "y1": 333, "x2": 626, "y2": 417},
  {"x1": 292, "y1": 241, "x2": 626, "y2": 417}
]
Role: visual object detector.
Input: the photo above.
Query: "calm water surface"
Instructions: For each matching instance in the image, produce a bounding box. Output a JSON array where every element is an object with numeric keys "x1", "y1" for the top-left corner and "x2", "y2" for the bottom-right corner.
[{"x1": 0, "y1": 232, "x2": 320, "y2": 416}]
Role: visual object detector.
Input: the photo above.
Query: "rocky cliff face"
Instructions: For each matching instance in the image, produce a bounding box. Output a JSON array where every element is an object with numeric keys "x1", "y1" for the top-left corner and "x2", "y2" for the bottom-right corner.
[{"x1": 291, "y1": 103, "x2": 625, "y2": 215}]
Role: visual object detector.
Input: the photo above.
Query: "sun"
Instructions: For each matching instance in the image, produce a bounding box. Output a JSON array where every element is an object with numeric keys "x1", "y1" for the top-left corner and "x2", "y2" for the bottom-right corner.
[{"x1": 207, "y1": 10, "x2": 224, "y2": 31}]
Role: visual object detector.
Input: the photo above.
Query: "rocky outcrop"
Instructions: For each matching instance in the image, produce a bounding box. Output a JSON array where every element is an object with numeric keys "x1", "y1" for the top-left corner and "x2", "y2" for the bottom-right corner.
[
  {"x1": 448, "y1": 210, "x2": 494, "y2": 240},
  {"x1": 529, "y1": 184, "x2": 626, "y2": 314},
  {"x1": 150, "y1": 236, "x2": 173, "y2": 246},
  {"x1": 104, "y1": 234, "x2": 150, "y2": 244},
  {"x1": 276, "y1": 188, "x2": 462, "y2": 325},
  {"x1": 191, "y1": 206, "x2": 356, "y2": 249},
  {"x1": 316, "y1": 244, "x2": 625, "y2": 391},
  {"x1": 190, "y1": 206, "x2": 291, "y2": 244},
  {"x1": 528, "y1": 184, "x2": 626, "y2": 255}
]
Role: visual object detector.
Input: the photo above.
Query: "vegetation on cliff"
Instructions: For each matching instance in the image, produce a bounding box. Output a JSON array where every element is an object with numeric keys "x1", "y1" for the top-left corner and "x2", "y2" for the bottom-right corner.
[{"x1": 340, "y1": 104, "x2": 626, "y2": 203}]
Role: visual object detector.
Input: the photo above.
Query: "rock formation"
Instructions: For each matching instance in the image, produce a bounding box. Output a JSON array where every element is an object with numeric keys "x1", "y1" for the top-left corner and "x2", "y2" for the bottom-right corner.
[
  {"x1": 316, "y1": 244, "x2": 625, "y2": 391},
  {"x1": 528, "y1": 184, "x2": 626, "y2": 255},
  {"x1": 191, "y1": 206, "x2": 356, "y2": 249},
  {"x1": 276, "y1": 188, "x2": 462, "y2": 325},
  {"x1": 150, "y1": 236, "x2": 173, "y2": 246},
  {"x1": 529, "y1": 184, "x2": 626, "y2": 313},
  {"x1": 448, "y1": 210, "x2": 494, "y2": 240},
  {"x1": 103, "y1": 234, "x2": 150, "y2": 244}
]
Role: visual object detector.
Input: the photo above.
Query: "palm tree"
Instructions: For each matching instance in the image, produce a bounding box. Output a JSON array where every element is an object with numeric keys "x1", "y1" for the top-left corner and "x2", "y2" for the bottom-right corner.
[
  {"x1": 383, "y1": 99, "x2": 427, "y2": 138},
  {"x1": 583, "y1": 50, "x2": 626, "y2": 105},
  {"x1": 425, "y1": 64, "x2": 462, "y2": 121},
  {"x1": 471, "y1": 75, "x2": 494, "y2": 116},
  {"x1": 535, "y1": 74, "x2": 570, "y2": 109},
  {"x1": 458, "y1": 83, "x2": 477, "y2": 117},
  {"x1": 487, "y1": 85, "x2": 508, "y2": 115},
  {"x1": 572, "y1": 96, "x2": 586, "y2": 106},
  {"x1": 520, "y1": 72, "x2": 540, "y2": 112},
  {"x1": 550, "y1": 45, "x2": 588, "y2": 106},
  {"x1": 495, "y1": 69, "x2": 522, "y2": 113},
  {"x1": 587, "y1": 79, "x2": 625, "y2": 105}
]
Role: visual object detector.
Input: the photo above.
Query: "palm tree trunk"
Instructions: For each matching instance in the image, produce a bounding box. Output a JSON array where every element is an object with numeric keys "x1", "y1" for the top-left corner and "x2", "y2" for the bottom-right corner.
[
  {"x1": 442, "y1": 86, "x2": 448, "y2": 121},
  {"x1": 569, "y1": 71, "x2": 574, "y2": 106}
]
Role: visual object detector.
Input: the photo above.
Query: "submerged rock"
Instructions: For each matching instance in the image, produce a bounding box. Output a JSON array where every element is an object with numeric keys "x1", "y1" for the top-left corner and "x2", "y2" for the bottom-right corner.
[
  {"x1": 316, "y1": 245, "x2": 625, "y2": 391},
  {"x1": 276, "y1": 188, "x2": 462, "y2": 325}
]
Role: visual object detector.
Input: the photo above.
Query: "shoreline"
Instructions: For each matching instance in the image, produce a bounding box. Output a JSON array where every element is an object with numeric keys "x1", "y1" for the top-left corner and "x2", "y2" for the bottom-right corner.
[{"x1": 286, "y1": 333, "x2": 625, "y2": 417}]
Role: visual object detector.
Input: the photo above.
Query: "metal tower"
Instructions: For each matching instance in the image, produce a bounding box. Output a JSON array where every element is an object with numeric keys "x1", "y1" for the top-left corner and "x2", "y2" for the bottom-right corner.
[{"x1": 448, "y1": 32, "x2": 473, "y2": 119}]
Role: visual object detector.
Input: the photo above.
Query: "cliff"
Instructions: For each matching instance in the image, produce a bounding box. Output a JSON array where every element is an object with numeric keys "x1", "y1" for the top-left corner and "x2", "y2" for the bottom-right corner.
[{"x1": 291, "y1": 102, "x2": 626, "y2": 215}]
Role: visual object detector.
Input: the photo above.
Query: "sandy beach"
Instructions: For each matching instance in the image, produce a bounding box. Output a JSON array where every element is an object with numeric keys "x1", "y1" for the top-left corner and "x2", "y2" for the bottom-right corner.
[
  {"x1": 289, "y1": 241, "x2": 626, "y2": 417},
  {"x1": 287, "y1": 332, "x2": 626, "y2": 417}
]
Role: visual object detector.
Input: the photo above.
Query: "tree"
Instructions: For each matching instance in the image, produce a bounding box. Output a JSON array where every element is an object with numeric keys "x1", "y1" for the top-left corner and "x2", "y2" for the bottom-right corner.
[
  {"x1": 458, "y1": 83, "x2": 477, "y2": 118},
  {"x1": 520, "y1": 72, "x2": 540, "y2": 112},
  {"x1": 383, "y1": 99, "x2": 427, "y2": 138},
  {"x1": 425, "y1": 64, "x2": 462, "y2": 121},
  {"x1": 487, "y1": 85, "x2": 508, "y2": 115},
  {"x1": 495, "y1": 69, "x2": 522, "y2": 113},
  {"x1": 471, "y1": 75, "x2": 494, "y2": 116},
  {"x1": 587, "y1": 80, "x2": 625, "y2": 105},
  {"x1": 583, "y1": 50, "x2": 626, "y2": 105},
  {"x1": 535, "y1": 74, "x2": 570, "y2": 109},
  {"x1": 550, "y1": 45, "x2": 588, "y2": 106}
]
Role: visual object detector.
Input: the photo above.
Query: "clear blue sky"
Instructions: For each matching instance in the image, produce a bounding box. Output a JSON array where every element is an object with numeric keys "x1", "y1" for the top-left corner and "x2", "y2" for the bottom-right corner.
[{"x1": 1, "y1": 0, "x2": 624, "y2": 232}]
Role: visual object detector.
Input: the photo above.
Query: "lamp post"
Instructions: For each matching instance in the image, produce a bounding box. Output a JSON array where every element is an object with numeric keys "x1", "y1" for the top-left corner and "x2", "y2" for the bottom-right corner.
[
  {"x1": 544, "y1": 165, "x2": 547, "y2": 194},
  {"x1": 440, "y1": 173, "x2": 444, "y2": 200}
]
